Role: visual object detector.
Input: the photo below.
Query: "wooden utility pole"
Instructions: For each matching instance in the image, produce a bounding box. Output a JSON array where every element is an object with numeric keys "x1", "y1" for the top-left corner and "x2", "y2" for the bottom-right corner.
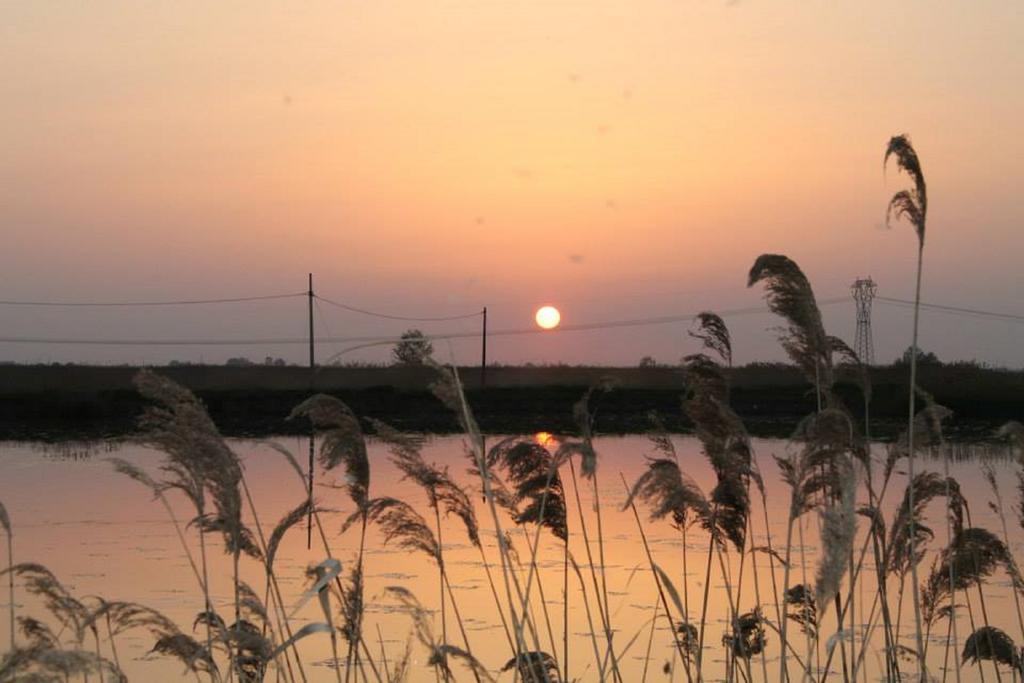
[
  {"x1": 307, "y1": 273, "x2": 315, "y2": 548},
  {"x1": 481, "y1": 306, "x2": 487, "y2": 388},
  {"x1": 308, "y1": 274, "x2": 315, "y2": 370}
]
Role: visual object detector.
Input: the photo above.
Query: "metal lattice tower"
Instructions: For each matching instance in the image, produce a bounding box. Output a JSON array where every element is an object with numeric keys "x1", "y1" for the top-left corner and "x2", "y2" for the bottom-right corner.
[{"x1": 851, "y1": 277, "x2": 877, "y2": 365}]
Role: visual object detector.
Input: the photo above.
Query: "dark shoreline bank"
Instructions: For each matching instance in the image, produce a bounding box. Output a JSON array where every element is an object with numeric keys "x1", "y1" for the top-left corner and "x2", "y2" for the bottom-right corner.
[{"x1": 1, "y1": 363, "x2": 1021, "y2": 441}]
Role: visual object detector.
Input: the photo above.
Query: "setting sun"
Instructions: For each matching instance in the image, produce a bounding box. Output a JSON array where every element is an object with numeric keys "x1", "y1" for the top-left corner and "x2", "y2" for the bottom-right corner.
[{"x1": 535, "y1": 306, "x2": 561, "y2": 330}]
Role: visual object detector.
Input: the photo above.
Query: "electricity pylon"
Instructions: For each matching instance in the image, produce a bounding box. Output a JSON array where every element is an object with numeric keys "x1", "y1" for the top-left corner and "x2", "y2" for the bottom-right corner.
[{"x1": 851, "y1": 277, "x2": 877, "y2": 365}]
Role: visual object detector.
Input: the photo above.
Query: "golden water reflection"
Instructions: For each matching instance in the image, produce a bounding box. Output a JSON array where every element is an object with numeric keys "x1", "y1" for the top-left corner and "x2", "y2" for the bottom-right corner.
[{"x1": 0, "y1": 436, "x2": 1020, "y2": 681}]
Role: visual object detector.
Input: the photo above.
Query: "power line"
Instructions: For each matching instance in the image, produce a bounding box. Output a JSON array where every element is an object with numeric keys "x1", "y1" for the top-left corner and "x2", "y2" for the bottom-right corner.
[
  {"x1": 314, "y1": 294, "x2": 483, "y2": 322},
  {"x1": 0, "y1": 336, "x2": 312, "y2": 346},
  {"x1": 0, "y1": 297, "x2": 849, "y2": 347},
  {"x1": 876, "y1": 296, "x2": 1024, "y2": 323},
  {"x1": 319, "y1": 299, "x2": 850, "y2": 364},
  {"x1": 0, "y1": 292, "x2": 306, "y2": 307}
]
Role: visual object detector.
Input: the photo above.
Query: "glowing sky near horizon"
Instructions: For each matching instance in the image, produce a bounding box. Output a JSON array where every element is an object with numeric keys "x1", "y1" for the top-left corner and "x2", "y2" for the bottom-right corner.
[{"x1": 1, "y1": 2, "x2": 1022, "y2": 367}]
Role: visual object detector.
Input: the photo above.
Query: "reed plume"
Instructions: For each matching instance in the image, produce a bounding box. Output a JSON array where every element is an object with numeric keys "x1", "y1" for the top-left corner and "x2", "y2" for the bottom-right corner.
[
  {"x1": 675, "y1": 621, "x2": 699, "y2": 663},
  {"x1": 370, "y1": 418, "x2": 482, "y2": 546},
  {"x1": 885, "y1": 393, "x2": 953, "y2": 479},
  {"x1": 133, "y1": 372, "x2": 257, "y2": 679},
  {"x1": 885, "y1": 134, "x2": 928, "y2": 244},
  {"x1": 689, "y1": 311, "x2": 732, "y2": 366},
  {"x1": 814, "y1": 457, "x2": 857, "y2": 613},
  {"x1": 625, "y1": 417, "x2": 709, "y2": 653},
  {"x1": 0, "y1": 645, "x2": 127, "y2": 682},
  {"x1": 429, "y1": 645, "x2": 495, "y2": 683},
  {"x1": 2, "y1": 565, "x2": 206, "y2": 680},
  {"x1": 235, "y1": 582, "x2": 268, "y2": 627},
  {"x1": 682, "y1": 352, "x2": 754, "y2": 552},
  {"x1": 289, "y1": 394, "x2": 369, "y2": 508},
  {"x1": 561, "y1": 380, "x2": 614, "y2": 478},
  {"x1": 922, "y1": 527, "x2": 1022, "y2": 625},
  {"x1": 134, "y1": 370, "x2": 257, "y2": 560},
  {"x1": 721, "y1": 607, "x2": 766, "y2": 660},
  {"x1": 789, "y1": 409, "x2": 859, "y2": 509},
  {"x1": 1, "y1": 563, "x2": 89, "y2": 645},
  {"x1": 488, "y1": 437, "x2": 568, "y2": 542},
  {"x1": 963, "y1": 626, "x2": 1022, "y2": 673},
  {"x1": 784, "y1": 585, "x2": 818, "y2": 637},
  {"x1": 83, "y1": 600, "x2": 178, "y2": 642},
  {"x1": 888, "y1": 472, "x2": 965, "y2": 578},
  {"x1": 885, "y1": 133, "x2": 930, "y2": 680},
  {"x1": 222, "y1": 620, "x2": 273, "y2": 682},
  {"x1": 502, "y1": 651, "x2": 560, "y2": 682},
  {"x1": 358, "y1": 498, "x2": 439, "y2": 561},
  {"x1": 624, "y1": 457, "x2": 710, "y2": 531},
  {"x1": 828, "y1": 337, "x2": 871, "y2": 399},
  {"x1": 747, "y1": 254, "x2": 832, "y2": 402},
  {"x1": 18, "y1": 616, "x2": 58, "y2": 648},
  {"x1": 829, "y1": 336, "x2": 874, "y2": 464},
  {"x1": 151, "y1": 632, "x2": 219, "y2": 677},
  {"x1": 265, "y1": 499, "x2": 315, "y2": 571}
]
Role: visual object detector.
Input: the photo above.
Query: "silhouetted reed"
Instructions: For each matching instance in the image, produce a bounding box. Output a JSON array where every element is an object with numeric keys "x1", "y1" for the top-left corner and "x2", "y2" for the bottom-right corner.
[
  {"x1": 1, "y1": 501, "x2": 12, "y2": 654},
  {"x1": 963, "y1": 626, "x2": 1023, "y2": 677},
  {"x1": 885, "y1": 133, "x2": 932, "y2": 678},
  {"x1": 748, "y1": 253, "x2": 832, "y2": 408}
]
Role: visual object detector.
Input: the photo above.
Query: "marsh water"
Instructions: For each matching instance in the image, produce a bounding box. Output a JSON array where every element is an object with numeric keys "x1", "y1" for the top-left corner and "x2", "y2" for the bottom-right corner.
[{"x1": 1, "y1": 435, "x2": 1021, "y2": 682}]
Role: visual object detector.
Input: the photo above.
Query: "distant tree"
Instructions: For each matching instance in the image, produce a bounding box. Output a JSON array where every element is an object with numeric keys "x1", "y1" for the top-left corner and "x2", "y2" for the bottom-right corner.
[
  {"x1": 392, "y1": 329, "x2": 433, "y2": 365},
  {"x1": 895, "y1": 346, "x2": 940, "y2": 367},
  {"x1": 638, "y1": 356, "x2": 658, "y2": 368},
  {"x1": 226, "y1": 357, "x2": 254, "y2": 367}
]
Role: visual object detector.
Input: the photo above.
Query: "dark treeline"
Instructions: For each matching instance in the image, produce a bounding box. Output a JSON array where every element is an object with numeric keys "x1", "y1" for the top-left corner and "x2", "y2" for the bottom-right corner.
[{"x1": 1, "y1": 362, "x2": 1021, "y2": 441}]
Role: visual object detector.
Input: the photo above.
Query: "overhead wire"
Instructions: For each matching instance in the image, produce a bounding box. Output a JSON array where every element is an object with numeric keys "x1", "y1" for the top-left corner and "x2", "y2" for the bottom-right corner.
[
  {"x1": 0, "y1": 292, "x2": 306, "y2": 307},
  {"x1": 0, "y1": 298, "x2": 848, "y2": 347},
  {"x1": 3, "y1": 291, "x2": 1020, "y2": 350},
  {"x1": 313, "y1": 295, "x2": 345, "y2": 362},
  {"x1": 315, "y1": 299, "x2": 850, "y2": 364},
  {"x1": 875, "y1": 295, "x2": 1024, "y2": 323},
  {"x1": 314, "y1": 293, "x2": 483, "y2": 322}
]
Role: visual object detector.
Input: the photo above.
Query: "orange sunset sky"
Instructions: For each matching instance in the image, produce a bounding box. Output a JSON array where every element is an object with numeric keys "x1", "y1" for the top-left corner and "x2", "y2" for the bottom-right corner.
[{"x1": 1, "y1": 2, "x2": 1021, "y2": 366}]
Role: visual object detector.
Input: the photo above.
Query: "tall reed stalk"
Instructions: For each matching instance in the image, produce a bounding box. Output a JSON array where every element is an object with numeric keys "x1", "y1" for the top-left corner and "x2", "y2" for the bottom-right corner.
[
  {"x1": 1, "y1": 502, "x2": 12, "y2": 653},
  {"x1": 885, "y1": 134, "x2": 930, "y2": 680}
]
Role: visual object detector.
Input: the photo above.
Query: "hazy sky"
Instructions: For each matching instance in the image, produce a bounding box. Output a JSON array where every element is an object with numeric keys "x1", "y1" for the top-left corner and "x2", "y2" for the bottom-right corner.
[{"x1": 2, "y1": 2, "x2": 1022, "y2": 367}]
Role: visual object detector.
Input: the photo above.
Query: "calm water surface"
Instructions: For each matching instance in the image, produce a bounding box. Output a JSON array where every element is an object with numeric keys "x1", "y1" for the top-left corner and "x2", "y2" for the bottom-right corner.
[{"x1": 0, "y1": 435, "x2": 1020, "y2": 682}]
